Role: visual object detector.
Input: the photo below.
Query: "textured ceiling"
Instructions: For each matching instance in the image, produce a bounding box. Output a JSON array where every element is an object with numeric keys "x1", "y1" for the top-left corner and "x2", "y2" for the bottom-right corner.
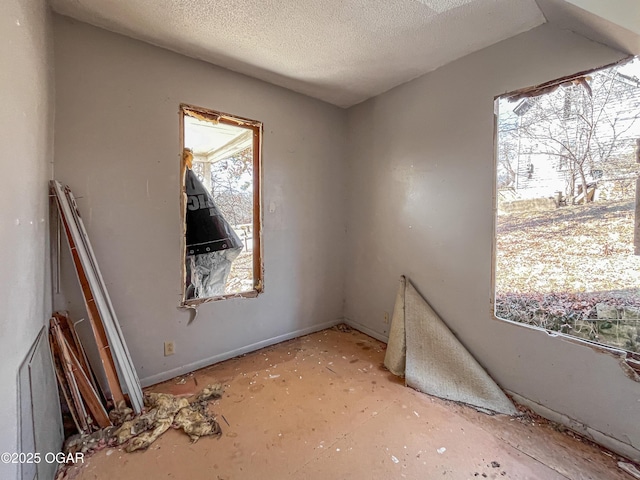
[{"x1": 50, "y1": 0, "x2": 545, "y2": 107}]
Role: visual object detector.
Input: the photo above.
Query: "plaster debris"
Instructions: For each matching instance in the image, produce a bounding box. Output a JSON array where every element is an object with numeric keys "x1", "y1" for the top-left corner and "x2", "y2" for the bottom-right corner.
[
  {"x1": 108, "y1": 400, "x2": 134, "y2": 426},
  {"x1": 64, "y1": 426, "x2": 117, "y2": 455},
  {"x1": 334, "y1": 324, "x2": 352, "y2": 333}
]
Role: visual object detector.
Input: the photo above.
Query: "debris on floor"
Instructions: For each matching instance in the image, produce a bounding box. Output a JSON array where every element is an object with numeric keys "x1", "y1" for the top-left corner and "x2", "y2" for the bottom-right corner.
[
  {"x1": 128, "y1": 384, "x2": 223, "y2": 449},
  {"x1": 64, "y1": 426, "x2": 117, "y2": 455},
  {"x1": 333, "y1": 323, "x2": 353, "y2": 333},
  {"x1": 59, "y1": 328, "x2": 636, "y2": 480},
  {"x1": 64, "y1": 384, "x2": 224, "y2": 457}
]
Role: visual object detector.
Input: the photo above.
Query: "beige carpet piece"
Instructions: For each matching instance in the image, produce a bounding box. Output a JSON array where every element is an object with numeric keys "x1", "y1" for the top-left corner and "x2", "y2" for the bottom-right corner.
[{"x1": 386, "y1": 276, "x2": 517, "y2": 415}]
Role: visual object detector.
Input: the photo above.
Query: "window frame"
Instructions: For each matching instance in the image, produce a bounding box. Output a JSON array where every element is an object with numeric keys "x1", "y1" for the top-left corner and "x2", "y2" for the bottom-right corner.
[
  {"x1": 490, "y1": 58, "x2": 640, "y2": 373},
  {"x1": 179, "y1": 103, "x2": 263, "y2": 306}
]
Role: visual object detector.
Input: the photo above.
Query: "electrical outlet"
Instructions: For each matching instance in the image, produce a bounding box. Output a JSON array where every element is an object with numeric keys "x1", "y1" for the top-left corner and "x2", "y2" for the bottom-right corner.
[
  {"x1": 383, "y1": 312, "x2": 390, "y2": 324},
  {"x1": 164, "y1": 341, "x2": 175, "y2": 356}
]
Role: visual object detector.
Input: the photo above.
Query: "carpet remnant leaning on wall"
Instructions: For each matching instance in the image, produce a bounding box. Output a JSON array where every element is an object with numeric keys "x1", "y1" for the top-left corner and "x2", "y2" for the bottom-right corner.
[{"x1": 384, "y1": 276, "x2": 518, "y2": 416}]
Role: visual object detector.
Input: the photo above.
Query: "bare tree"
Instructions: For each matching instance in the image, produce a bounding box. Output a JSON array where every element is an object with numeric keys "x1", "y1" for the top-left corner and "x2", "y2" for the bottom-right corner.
[
  {"x1": 497, "y1": 115, "x2": 519, "y2": 189},
  {"x1": 210, "y1": 147, "x2": 254, "y2": 226},
  {"x1": 506, "y1": 62, "x2": 640, "y2": 203},
  {"x1": 191, "y1": 147, "x2": 254, "y2": 226}
]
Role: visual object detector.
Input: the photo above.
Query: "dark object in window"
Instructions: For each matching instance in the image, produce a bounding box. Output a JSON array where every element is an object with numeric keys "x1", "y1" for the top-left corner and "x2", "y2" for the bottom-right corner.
[{"x1": 185, "y1": 168, "x2": 242, "y2": 256}]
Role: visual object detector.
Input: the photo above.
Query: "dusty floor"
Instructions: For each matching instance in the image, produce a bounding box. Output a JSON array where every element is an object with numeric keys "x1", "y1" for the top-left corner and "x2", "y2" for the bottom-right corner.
[{"x1": 63, "y1": 327, "x2": 633, "y2": 479}]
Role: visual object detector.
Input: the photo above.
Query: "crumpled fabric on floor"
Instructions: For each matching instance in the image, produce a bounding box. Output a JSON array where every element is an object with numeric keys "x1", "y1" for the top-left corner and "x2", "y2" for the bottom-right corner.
[
  {"x1": 64, "y1": 384, "x2": 224, "y2": 455},
  {"x1": 115, "y1": 385, "x2": 224, "y2": 452}
]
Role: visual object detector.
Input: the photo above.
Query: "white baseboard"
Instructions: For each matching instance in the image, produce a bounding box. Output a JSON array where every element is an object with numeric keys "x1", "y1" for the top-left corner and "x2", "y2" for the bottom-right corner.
[
  {"x1": 140, "y1": 318, "x2": 342, "y2": 387},
  {"x1": 343, "y1": 317, "x2": 389, "y2": 343},
  {"x1": 507, "y1": 391, "x2": 640, "y2": 463}
]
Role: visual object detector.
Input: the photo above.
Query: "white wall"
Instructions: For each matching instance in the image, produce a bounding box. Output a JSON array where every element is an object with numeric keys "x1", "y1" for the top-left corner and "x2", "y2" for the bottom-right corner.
[
  {"x1": 0, "y1": 0, "x2": 62, "y2": 479},
  {"x1": 52, "y1": 13, "x2": 640, "y2": 463},
  {"x1": 53, "y1": 16, "x2": 347, "y2": 386},
  {"x1": 344, "y1": 23, "x2": 640, "y2": 460},
  {"x1": 562, "y1": 0, "x2": 640, "y2": 36}
]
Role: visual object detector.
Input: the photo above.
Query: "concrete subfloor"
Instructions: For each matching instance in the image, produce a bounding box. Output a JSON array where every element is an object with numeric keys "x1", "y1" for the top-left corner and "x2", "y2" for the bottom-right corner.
[{"x1": 64, "y1": 327, "x2": 632, "y2": 479}]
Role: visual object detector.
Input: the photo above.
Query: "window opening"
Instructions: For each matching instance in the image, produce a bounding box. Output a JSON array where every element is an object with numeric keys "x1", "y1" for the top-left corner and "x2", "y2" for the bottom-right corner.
[
  {"x1": 494, "y1": 58, "x2": 640, "y2": 355},
  {"x1": 180, "y1": 105, "x2": 262, "y2": 304}
]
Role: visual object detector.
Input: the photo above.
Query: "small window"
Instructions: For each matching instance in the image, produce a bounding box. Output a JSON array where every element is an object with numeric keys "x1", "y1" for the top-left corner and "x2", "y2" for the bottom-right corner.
[
  {"x1": 180, "y1": 104, "x2": 262, "y2": 304},
  {"x1": 494, "y1": 58, "x2": 640, "y2": 354}
]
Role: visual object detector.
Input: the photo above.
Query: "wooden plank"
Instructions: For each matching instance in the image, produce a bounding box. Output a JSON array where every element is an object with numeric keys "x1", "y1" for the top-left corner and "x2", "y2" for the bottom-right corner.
[
  {"x1": 63, "y1": 186, "x2": 143, "y2": 412},
  {"x1": 49, "y1": 322, "x2": 90, "y2": 433},
  {"x1": 59, "y1": 334, "x2": 112, "y2": 429},
  {"x1": 52, "y1": 180, "x2": 143, "y2": 412},
  {"x1": 50, "y1": 320, "x2": 88, "y2": 418},
  {"x1": 54, "y1": 313, "x2": 78, "y2": 357},
  {"x1": 54, "y1": 312, "x2": 100, "y2": 396},
  {"x1": 251, "y1": 123, "x2": 263, "y2": 293},
  {"x1": 51, "y1": 183, "x2": 125, "y2": 406},
  {"x1": 53, "y1": 330, "x2": 89, "y2": 432},
  {"x1": 49, "y1": 333, "x2": 84, "y2": 434}
]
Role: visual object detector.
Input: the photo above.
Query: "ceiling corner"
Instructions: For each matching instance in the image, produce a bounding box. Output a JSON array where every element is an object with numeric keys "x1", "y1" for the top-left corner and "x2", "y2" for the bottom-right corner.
[{"x1": 536, "y1": 0, "x2": 640, "y2": 55}]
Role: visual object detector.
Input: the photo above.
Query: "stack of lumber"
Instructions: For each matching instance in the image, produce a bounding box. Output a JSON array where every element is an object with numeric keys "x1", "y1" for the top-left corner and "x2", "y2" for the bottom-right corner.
[
  {"x1": 50, "y1": 180, "x2": 143, "y2": 434},
  {"x1": 49, "y1": 313, "x2": 111, "y2": 434}
]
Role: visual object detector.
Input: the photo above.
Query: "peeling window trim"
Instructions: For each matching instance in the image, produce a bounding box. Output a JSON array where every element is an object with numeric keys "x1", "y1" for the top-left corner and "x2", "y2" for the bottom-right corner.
[
  {"x1": 497, "y1": 57, "x2": 633, "y2": 102},
  {"x1": 179, "y1": 104, "x2": 264, "y2": 307}
]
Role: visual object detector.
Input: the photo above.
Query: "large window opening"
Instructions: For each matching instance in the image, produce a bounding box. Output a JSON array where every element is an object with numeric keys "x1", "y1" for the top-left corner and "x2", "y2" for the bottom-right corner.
[
  {"x1": 180, "y1": 105, "x2": 262, "y2": 304},
  {"x1": 494, "y1": 58, "x2": 640, "y2": 356}
]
